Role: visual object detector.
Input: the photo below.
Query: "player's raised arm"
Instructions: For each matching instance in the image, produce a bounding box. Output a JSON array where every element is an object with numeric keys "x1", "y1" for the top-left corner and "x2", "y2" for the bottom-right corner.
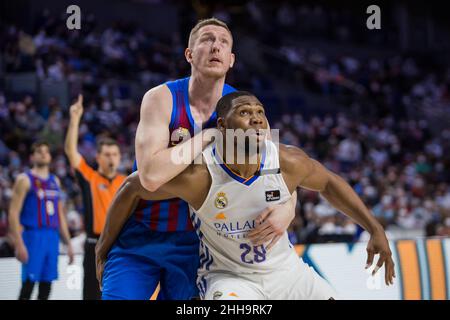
[
  {"x1": 280, "y1": 144, "x2": 395, "y2": 286},
  {"x1": 64, "y1": 94, "x2": 83, "y2": 168},
  {"x1": 8, "y1": 174, "x2": 30, "y2": 263},
  {"x1": 135, "y1": 86, "x2": 214, "y2": 192}
]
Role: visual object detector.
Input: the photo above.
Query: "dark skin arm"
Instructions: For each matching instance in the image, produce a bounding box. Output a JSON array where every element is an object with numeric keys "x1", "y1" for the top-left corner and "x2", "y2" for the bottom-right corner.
[
  {"x1": 95, "y1": 164, "x2": 209, "y2": 289},
  {"x1": 279, "y1": 144, "x2": 396, "y2": 286}
]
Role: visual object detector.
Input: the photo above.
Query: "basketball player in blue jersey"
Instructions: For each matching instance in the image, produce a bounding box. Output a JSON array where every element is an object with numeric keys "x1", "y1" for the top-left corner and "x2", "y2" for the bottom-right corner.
[
  {"x1": 8, "y1": 141, "x2": 74, "y2": 300},
  {"x1": 98, "y1": 91, "x2": 395, "y2": 299},
  {"x1": 96, "y1": 18, "x2": 297, "y2": 300}
]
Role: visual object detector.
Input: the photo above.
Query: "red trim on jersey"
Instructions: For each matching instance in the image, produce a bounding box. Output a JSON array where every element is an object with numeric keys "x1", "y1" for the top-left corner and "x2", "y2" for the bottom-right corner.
[
  {"x1": 186, "y1": 214, "x2": 195, "y2": 231},
  {"x1": 175, "y1": 90, "x2": 183, "y2": 124},
  {"x1": 167, "y1": 200, "x2": 180, "y2": 232},
  {"x1": 134, "y1": 210, "x2": 143, "y2": 222},
  {"x1": 33, "y1": 177, "x2": 42, "y2": 228},
  {"x1": 178, "y1": 94, "x2": 189, "y2": 127},
  {"x1": 133, "y1": 199, "x2": 147, "y2": 222},
  {"x1": 42, "y1": 180, "x2": 50, "y2": 227},
  {"x1": 54, "y1": 200, "x2": 60, "y2": 228},
  {"x1": 149, "y1": 202, "x2": 161, "y2": 231}
]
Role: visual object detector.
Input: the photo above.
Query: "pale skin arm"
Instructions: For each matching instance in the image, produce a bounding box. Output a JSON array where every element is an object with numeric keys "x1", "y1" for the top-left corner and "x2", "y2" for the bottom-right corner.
[
  {"x1": 281, "y1": 144, "x2": 396, "y2": 286},
  {"x1": 64, "y1": 94, "x2": 83, "y2": 168},
  {"x1": 135, "y1": 86, "x2": 216, "y2": 192},
  {"x1": 55, "y1": 178, "x2": 74, "y2": 265},
  {"x1": 8, "y1": 174, "x2": 30, "y2": 263}
]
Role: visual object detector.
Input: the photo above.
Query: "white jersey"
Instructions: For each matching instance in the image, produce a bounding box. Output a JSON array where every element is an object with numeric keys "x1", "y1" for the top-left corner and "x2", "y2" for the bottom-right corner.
[
  {"x1": 190, "y1": 140, "x2": 298, "y2": 276},
  {"x1": 190, "y1": 141, "x2": 337, "y2": 300}
]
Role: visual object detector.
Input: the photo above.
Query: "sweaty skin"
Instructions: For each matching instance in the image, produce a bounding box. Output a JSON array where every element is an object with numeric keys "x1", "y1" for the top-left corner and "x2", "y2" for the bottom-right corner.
[
  {"x1": 133, "y1": 23, "x2": 295, "y2": 247},
  {"x1": 96, "y1": 96, "x2": 395, "y2": 288}
]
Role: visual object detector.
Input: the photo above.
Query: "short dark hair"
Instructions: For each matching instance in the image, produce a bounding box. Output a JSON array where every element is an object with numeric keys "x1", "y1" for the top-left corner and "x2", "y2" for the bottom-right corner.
[
  {"x1": 216, "y1": 91, "x2": 258, "y2": 118},
  {"x1": 31, "y1": 141, "x2": 50, "y2": 154},
  {"x1": 188, "y1": 17, "x2": 232, "y2": 48},
  {"x1": 96, "y1": 137, "x2": 120, "y2": 153}
]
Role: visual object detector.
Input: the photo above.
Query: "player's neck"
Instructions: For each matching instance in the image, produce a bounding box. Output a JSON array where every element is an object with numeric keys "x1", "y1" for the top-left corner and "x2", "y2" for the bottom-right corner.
[
  {"x1": 189, "y1": 73, "x2": 225, "y2": 112},
  {"x1": 31, "y1": 166, "x2": 50, "y2": 179},
  {"x1": 220, "y1": 147, "x2": 261, "y2": 179}
]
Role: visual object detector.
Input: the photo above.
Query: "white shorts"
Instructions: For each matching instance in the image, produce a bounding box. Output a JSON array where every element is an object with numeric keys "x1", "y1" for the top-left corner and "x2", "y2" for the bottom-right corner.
[{"x1": 200, "y1": 257, "x2": 337, "y2": 300}]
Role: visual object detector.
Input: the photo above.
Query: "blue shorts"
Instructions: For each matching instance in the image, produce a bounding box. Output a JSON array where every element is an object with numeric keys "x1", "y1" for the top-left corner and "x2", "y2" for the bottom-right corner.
[
  {"x1": 102, "y1": 219, "x2": 200, "y2": 300},
  {"x1": 22, "y1": 228, "x2": 59, "y2": 283}
]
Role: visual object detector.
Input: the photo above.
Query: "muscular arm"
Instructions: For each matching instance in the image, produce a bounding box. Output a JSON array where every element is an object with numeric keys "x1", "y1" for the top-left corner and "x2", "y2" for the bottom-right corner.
[
  {"x1": 95, "y1": 164, "x2": 208, "y2": 288},
  {"x1": 95, "y1": 173, "x2": 172, "y2": 261},
  {"x1": 95, "y1": 172, "x2": 177, "y2": 288},
  {"x1": 280, "y1": 144, "x2": 381, "y2": 234},
  {"x1": 135, "y1": 86, "x2": 215, "y2": 192},
  {"x1": 64, "y1": 95, "x2": 83, "y2": 168},
  {"x1": 96, "y1": 164, "x2": 207, "y2": 261},
  {"x1": 281, "y1": 144, "x2": 395, "y2": 285},
  {"x1": 8, "y1": 174, "x2": 30, "y2": 248}
]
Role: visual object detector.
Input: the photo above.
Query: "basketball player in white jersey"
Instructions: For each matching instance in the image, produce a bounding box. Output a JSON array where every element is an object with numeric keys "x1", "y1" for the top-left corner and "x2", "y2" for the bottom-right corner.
[{"x1": 97, "y1": 91, "x2": 395, "y2": 299}]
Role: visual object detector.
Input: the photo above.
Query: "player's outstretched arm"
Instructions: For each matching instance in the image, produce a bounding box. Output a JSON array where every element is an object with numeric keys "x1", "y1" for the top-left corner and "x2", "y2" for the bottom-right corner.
[
  {"x1": 135, "y1": 86, "x2": 215, "y2": 192},
  {"x1": 8, "y1": 174, "x2": 30, "y2": 263},
  {"x1": 64, "y1": 94, "x2": 83, "y2": 168},
  {"x1": 95, "y1": 171, "x2": 183, "y2": 289},
  {"x1": 280, "y1": 144, "x2": 395, "y2": 286}
]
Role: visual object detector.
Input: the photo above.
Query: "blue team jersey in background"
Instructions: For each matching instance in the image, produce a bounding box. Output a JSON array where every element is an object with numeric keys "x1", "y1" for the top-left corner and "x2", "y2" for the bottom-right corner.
[
  {"x1": 20, "y1": 171, "x2": 60, "y2": 229},
  {"x1": 131, "y1": 77, "x2": 236, "y2": 232}
]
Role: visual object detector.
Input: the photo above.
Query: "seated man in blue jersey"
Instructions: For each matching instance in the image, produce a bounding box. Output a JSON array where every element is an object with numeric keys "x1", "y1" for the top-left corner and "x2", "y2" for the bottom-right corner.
[{"x1": 8, "y1": 141, "x2": 74, "y2": 300}]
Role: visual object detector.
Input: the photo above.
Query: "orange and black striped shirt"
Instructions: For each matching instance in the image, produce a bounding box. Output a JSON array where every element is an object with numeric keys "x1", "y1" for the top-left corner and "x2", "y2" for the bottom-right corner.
[{"x1": 75, "y1": 157, "x2": 126, "y2": 237}]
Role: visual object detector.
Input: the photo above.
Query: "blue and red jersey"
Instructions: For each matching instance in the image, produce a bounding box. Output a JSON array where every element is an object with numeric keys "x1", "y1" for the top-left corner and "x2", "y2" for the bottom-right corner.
[
  {"x1": 20, "y1": 171, "x2": 61, "y2": 229},
  {"x1": 132, "y1": 77, "x2": 236, "y2": 232}
]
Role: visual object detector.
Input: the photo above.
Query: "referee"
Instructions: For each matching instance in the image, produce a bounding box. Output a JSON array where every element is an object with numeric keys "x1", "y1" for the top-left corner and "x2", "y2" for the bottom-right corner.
[{"x1": 64, "y1": 95, "x2": 126, "y2": 300}]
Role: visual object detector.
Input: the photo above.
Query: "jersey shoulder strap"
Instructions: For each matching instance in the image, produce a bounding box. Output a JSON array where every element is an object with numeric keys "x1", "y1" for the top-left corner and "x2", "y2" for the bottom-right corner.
[
  {"x1": 165, "y1": 77, "x2": 189, "y2": 129},
  {"x1": 202, "y1": 143, "x2": 225, "y2": 184},
  {"x1": 255, "y1": 141, "x2": 281, "y2": 176}
]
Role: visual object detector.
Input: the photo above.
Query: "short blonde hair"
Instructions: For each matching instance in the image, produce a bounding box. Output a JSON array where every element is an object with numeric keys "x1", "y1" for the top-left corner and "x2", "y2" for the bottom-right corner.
[{"x1": 188, "y1": 18, "x2": 233, "y2": 48}]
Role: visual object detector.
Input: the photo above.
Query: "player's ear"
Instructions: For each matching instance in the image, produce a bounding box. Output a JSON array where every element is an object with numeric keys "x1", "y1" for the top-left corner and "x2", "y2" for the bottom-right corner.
[
  {"x1": 229, "y1": 53, "x2": 235, "y2": 69},
  {"x1": 217, "y1": 117, "x2": 226, "y2": 131},
  {"x1": 185, "y1": 47, "x2": 193, "y2": 63}
]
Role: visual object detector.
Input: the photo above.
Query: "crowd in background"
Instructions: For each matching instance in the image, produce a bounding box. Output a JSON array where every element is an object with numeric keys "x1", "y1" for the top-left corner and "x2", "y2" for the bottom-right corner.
[{"x1": 1, "y1": 3, "x2": 450, "y2": 254}]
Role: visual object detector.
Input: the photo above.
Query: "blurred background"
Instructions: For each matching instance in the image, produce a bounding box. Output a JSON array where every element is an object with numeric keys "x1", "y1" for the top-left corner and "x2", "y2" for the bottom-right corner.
[{"x1": 0, "y1": 0, "x2": 449, "y2": 299}]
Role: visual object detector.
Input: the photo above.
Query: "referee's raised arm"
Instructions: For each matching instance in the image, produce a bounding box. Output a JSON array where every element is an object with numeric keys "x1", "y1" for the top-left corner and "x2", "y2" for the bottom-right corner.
[
  {"x1": 64, "y1": 94, "x2": 83, "y2": 168},
  {"x1": 64, "y1": 94, "x2": 126, "y2": 300}
]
